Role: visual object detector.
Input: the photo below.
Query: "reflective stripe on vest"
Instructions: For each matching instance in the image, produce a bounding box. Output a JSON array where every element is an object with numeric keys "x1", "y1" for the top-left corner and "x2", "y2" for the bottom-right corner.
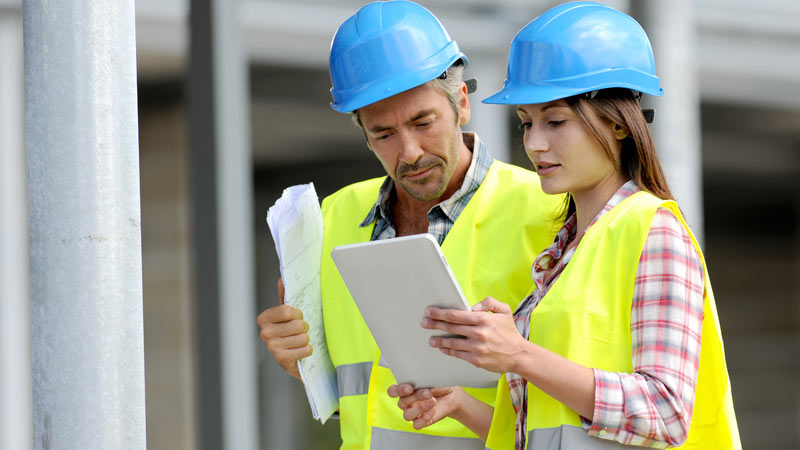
[
  {"x1": 371, "y1": 427, "x2": 485, "y2": 450},
  {"x1": 526, "y1": 426, "x2": 628, "y2": 449},
  {"x1": 321, "y1": 162, "x2": 565, "y2": 449},
  {"x1": 337, "y1": 362, "x2": 373, "y2": 397},
  {"x1": 485, "y1": 191, "x2": 741, "y2": 449},
  {"x1": 485, "y1": 425, "x2": 629, "y2": 450}
]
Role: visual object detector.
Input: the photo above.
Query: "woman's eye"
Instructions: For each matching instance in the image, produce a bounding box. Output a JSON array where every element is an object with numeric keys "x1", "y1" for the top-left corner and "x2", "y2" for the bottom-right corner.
[
  {"x1": 518, "y1": 122, "x2": 531, "y2": 130},
  {"x1": 548, "y1": 120, "x2": 565, "y2": 127}
]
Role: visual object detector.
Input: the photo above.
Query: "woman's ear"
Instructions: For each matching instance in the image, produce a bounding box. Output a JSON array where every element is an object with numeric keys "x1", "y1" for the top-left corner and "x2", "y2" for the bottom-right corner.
[{"x1": 612, "y1": 123, "x2": 629, "y2": 141}]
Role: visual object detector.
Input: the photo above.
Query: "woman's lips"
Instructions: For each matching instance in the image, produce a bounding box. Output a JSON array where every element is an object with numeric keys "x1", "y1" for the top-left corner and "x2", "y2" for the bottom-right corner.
[{"x1": 535, "y1": 163, "x2": 560, "y2": 176}]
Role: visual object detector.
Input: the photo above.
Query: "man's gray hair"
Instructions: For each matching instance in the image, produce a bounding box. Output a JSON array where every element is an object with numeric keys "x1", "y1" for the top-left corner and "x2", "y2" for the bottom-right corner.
[{"x1": 349, "y1": 61, "x2": 466, "y2": 129}]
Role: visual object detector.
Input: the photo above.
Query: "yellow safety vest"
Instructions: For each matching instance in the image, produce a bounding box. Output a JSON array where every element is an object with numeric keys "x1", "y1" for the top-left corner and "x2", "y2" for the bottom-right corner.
[
  {"x1": 320, "y1": 161, "x2": 564, "y2": 450},
  {"x1": 485, "y1": 191, "x2": 741, "y2": 450}
]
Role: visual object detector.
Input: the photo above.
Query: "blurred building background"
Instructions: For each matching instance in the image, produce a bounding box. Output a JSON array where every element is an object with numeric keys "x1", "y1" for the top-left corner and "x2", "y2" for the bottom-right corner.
[{"x1": 3, "y1": 0, "x2": 800, "y2": 449}]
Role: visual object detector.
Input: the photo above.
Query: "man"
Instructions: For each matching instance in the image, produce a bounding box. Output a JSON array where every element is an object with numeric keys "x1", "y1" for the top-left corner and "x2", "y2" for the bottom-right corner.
[{"x1": 257, "y1": 1, "x2": 563, "y2": 448}]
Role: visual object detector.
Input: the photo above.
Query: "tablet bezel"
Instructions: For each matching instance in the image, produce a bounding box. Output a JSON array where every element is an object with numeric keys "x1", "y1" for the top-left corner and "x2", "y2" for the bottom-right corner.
[{"x1": 330, "y1": 233, "x2": 499, "y2": 389}]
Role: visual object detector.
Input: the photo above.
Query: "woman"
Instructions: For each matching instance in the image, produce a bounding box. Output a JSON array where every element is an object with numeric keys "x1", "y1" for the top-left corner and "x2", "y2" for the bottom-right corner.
[{"x1": 388, "y1": 2, "x2": 741, "y2": 449}]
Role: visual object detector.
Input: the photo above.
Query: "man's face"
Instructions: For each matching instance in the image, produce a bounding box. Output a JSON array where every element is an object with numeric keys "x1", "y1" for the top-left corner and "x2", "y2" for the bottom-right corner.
[{"x1": 358, "y1": 82, "x2": 469, "y2": 202}]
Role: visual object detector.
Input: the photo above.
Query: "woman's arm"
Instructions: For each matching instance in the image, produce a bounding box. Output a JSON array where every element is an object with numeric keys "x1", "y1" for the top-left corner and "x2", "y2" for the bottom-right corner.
[
  {"x1": 424, "y1": 298, "x2": 597, "y2": 420},
  {"x1": 585, "y1": 208, "x2": 704, "y2": 446}
]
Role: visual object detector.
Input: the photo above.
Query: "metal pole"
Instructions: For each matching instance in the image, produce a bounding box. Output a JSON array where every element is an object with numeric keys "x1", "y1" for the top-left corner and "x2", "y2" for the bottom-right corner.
[
  {"x1": 0, "y1": 3, "x2": 33, "y2": 449},
  {"x1": 631, "y1": 0, "x2": 704, "y2": 244},
  {"x1": 23, "y1": 0, "x2": 146, "y2": 448},
  {"x1": 188, "y1": 0, "x2": 259, "y2": 448}
]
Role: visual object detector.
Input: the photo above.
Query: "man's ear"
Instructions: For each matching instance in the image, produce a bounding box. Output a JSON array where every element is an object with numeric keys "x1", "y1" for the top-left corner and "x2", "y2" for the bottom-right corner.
[
  {"x1": 457, "y1": 82, "x2": 471, "y2": 126},
  {"x1": 612, "y1": 123, "x2": 629, "y2": 140}
]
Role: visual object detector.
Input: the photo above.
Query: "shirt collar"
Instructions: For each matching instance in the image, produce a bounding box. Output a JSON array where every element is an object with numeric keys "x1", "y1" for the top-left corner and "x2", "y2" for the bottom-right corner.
[
  {"x1": 359, "y1": 132, "x2": 491, "y2": 228},
  {"x1": 532, "y1": 180, "x2": 640, "y2": 275},
  {"x1": 587, "y1": 179, "x2": 640, "y2": 229}
]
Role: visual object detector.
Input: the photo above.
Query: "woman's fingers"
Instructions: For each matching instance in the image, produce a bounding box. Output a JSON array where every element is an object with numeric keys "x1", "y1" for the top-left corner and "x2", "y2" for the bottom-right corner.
[
  {"x1": 429, "y1": 335, "x2": 472, "y2": 351},
  {"x1": 420, "y1": 317, "x2": 476, "y2": 337},
  {"x1": 421, "y1": 297, "x2": 512, "y2": 335},
  {"x1": 472, "y1": 296, "x2": 512, "y2": 314},
  {"x1": 424, "y1": 306, "x2": 482, "y2": 325}
]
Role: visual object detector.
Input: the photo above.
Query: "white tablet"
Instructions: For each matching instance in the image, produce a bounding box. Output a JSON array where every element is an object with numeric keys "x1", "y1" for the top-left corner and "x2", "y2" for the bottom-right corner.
[{"x1": 330, "y1": 233, "x2": 500, "y2": 389}]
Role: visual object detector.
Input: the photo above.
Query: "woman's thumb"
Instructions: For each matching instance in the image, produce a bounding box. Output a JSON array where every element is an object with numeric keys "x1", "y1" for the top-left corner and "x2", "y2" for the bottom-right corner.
[{"x1": 473, "y1": 297, "x2": 509, "y2": 314}]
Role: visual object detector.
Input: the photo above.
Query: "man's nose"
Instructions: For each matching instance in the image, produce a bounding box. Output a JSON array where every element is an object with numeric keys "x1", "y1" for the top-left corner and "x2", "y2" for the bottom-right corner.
[{"x1": 398, "y1": 132, "x2": 424, "y2": 165}]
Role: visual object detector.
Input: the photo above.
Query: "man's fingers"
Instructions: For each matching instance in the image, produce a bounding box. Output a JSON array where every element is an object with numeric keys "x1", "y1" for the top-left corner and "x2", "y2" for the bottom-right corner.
[
  {"x1": 388, "y1": 384, "x2": 414, "y2": 399},
  {"x1": 276, "y1": 332, "x2": 310, "y2": 350},
  {"x1": 277, "y1": 278, "x2": 285, "y2": 304},
  {"x1": 260, "y1": 318, "x2": 308, "y2": 342},
  {"x1": 402, "y1": 398, "x2": 436, "y2": 421},
  {"x1": 396, "y1": 388, "x2": 432, "y2": 409},
  {"x1": 257, "y1": 304, "x2": 303, "y2": 326},
  {"x1": 429, "y1": 387, "x2": 455, "y2": 397},
  {"x1": 276, "y1": 346, "x2": 313, "y2": 368},
  {"x1": 264, "y1": 330, "x2": 310, "y2": 355},
  {"x1": 412, "y1": 401, "x2": 442, "y2": 430},
  {"x1": 418, "y1": 405, "x2": 442, "y2": 427}
]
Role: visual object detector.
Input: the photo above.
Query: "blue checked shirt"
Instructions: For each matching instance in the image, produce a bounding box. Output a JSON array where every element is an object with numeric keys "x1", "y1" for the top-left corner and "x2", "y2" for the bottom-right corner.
[{"x1": 359, "y1": 132, "x2": 492, "y2": 245}]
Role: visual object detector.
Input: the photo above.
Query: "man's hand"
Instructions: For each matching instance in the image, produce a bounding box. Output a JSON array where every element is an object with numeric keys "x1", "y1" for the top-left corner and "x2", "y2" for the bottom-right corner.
[
  {"x1": 388, "y1": 384, "x2": 460, "y2": 430},
  {"x1": 256, "y1": 278, "x2": 311, "y2": 381}
]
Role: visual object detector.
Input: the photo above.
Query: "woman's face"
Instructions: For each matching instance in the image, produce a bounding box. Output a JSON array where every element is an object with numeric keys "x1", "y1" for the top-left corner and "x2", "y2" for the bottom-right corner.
[{"x1": 517, "y1": 100, "x2": 622, "y2": 197}]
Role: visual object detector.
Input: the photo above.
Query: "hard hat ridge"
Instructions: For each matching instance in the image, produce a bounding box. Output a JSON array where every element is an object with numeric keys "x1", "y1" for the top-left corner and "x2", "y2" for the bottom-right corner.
[{"x1": 483, "y1": 1, "x2": 663, "y2": 105}]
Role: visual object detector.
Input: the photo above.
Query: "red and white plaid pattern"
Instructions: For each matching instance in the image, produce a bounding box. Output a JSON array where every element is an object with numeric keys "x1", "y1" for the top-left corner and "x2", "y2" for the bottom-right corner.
[{"x1": 508, "y1": 181, "x2": 704, "y2": 448}]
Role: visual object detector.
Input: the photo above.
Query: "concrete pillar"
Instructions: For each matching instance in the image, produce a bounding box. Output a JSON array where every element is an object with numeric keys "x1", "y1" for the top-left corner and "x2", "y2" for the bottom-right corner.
[
  {"x1": 631, "y1": 0, "x2": 704, "y2": 244},
  {"x1": 0, "y1": 3, "x2": 32, "y2": 449},
  {"x1": 188, "y1": 0, "x2": 259, "y2": 448},
  {"x1": 23, "y1": 0, "x2": 146, "y2": 448},
  {"x1": 467, "y1": 52, "x2": 512, "y2": 163}
]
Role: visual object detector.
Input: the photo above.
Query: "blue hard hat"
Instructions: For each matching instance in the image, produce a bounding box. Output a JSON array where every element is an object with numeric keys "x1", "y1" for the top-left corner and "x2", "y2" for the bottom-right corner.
[
  {"x1": 329, "y1": 0, "x2": 468, "y2": 113},
  {"x1": 483, "y1": 1, "x2": 663, "y2": 105}
]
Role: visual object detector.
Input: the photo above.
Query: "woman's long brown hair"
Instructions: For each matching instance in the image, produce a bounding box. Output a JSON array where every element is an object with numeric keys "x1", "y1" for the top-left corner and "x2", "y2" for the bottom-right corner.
[
  {"x1": 550, "y1": 89, "x2": 674, "y2": 220},
  {"x1": 567, "y1": 89, "x2": 674, "y2": 200}
]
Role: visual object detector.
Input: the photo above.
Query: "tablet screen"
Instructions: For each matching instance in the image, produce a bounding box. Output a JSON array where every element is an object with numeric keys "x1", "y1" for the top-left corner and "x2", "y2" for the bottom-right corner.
[{"x1": 331, "y1": 234, "x2": 500, "y2": 388}]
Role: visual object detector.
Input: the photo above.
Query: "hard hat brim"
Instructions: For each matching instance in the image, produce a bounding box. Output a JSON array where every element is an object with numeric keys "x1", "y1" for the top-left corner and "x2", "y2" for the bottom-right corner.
[
  {"x1": 483, "y1": 76, "x2": 663, "y2": 106},
  {"x1": 331, "y1": 51, "x2": 468, "y2": 113}
]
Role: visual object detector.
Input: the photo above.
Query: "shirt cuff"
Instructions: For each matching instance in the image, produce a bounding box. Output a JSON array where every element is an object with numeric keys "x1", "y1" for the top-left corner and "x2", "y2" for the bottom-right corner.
[
  {"x1": 583, "y1": 369, "x2": 672, "y2": 448},
  {"x1": 581, "y1": 368, "x2": 623, "y2": 440}
]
